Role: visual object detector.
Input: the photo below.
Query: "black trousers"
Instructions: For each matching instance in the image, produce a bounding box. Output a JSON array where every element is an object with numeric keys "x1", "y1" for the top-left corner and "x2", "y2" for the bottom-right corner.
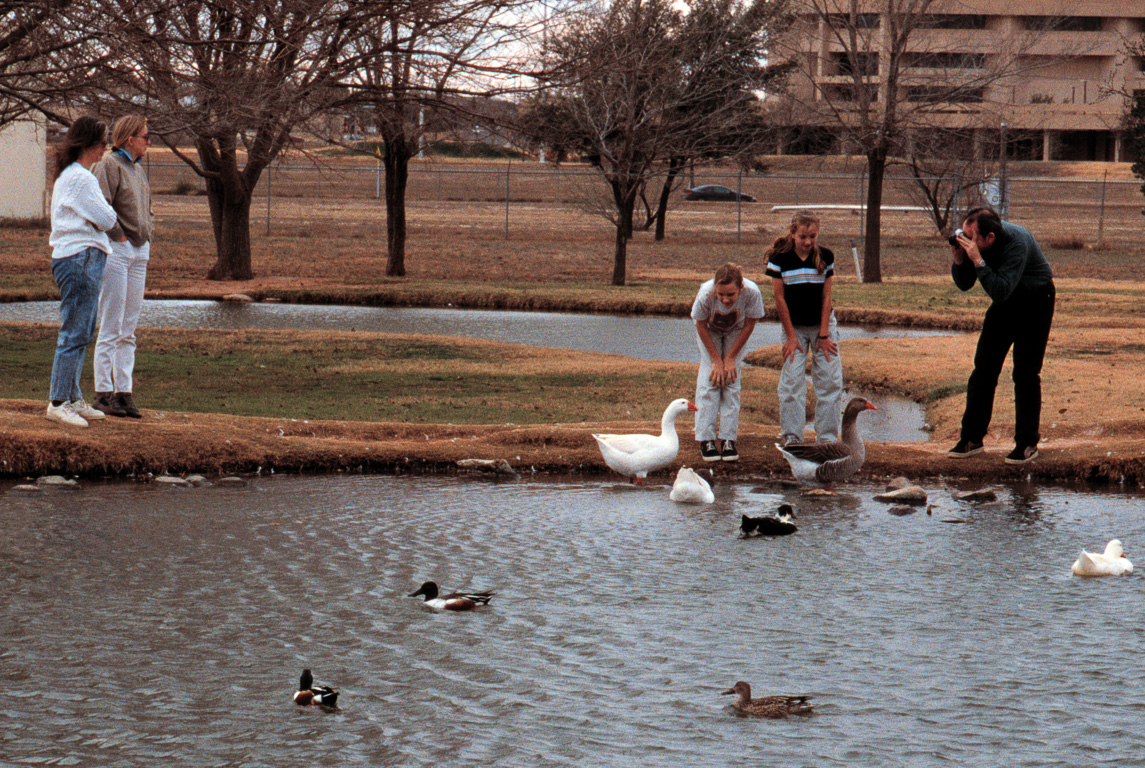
[{"x1": 960, "y1": 281, "x2": 1056, "y2": 447}]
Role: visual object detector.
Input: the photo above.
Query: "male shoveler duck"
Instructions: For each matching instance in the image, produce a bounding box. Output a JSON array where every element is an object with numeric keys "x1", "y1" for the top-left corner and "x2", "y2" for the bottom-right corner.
[
  {"x1": 776, "y1": 397, "x2": 877, "y2": 486},
  {"x1": 593, "y1": 398, "x2": 697, "y2": 485},
  {"x1": 293, "y1": 668, "x2": 339, "y2": 707},
  {"x1": 669, "y1": 466, "x2": 715, "y2": 504},
  {"x1": 408, "y1": 580, "x2": 495, "y2": 611},
  {"x1": 1071, "y1": 539, "x2": 1134, "y2": 577},
  {"x1": 740, "y1": 504, "x2": 798, "y2": 537},
  {"x1": 722, "y1": 681, "x2": 813, "y2": 719}
]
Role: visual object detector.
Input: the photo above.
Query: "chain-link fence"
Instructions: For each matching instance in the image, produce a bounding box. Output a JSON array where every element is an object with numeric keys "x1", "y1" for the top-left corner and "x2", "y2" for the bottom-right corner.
[{"x1": 147, "y1": 158, "x2": 1145, "y2": 247}]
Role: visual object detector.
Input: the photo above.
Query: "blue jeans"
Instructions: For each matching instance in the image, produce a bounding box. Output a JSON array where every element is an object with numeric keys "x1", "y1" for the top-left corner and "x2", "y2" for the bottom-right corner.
[{"x1": 49, "y1": 248, "x2": 107, "y2": 402}]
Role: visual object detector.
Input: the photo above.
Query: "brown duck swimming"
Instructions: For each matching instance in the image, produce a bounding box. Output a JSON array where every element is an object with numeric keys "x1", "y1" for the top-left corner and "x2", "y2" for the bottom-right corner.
[
  {"x1": 775, "y1": 396, "x2": 877, "y2": 485},
  {"x1": 721, "y1": 681, "x2": 813, "y2": 718}
]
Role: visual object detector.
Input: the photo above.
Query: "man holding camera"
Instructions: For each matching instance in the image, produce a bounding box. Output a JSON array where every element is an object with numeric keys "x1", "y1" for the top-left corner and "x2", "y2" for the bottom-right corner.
[{"x1": 946, "y1": 207, "x2": 1056, "y2": 464}]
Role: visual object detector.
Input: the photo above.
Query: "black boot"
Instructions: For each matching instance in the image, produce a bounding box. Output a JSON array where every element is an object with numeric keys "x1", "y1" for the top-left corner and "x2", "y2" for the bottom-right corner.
[
  {"x1": 93, "y1": 391, "x2": 127, "y2": 417},
  {"x1": 116, "y1": 392, "x2": 142, "y2": 419}
]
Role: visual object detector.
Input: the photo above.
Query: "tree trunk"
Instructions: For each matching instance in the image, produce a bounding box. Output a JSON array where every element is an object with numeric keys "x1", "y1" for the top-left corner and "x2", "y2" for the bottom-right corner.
[
  {"x1": 612, "y1": 187, "x2": 636, "y2": 286},
  {"x1": 653, "y1": 158, "x2": 683, "y2": 241},
  {"x1": 612, "y1": 218, "x2": 628, "y2": 286},
  {"x1": 205, "y1": 180, "x2": 254, "y2": 280},
  {"x1": 383, "y1": 133, "x2": 412, "y2": 277},
  {"x1": 862, "y1": 146, "x2": 887, "y2": 284}
]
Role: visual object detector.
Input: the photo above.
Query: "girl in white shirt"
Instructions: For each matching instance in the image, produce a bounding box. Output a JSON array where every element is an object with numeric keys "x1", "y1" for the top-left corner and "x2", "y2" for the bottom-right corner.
[
  {"x1": 46, "y1": 116, "x2": 118, "y2": 428},
  {"x1": 690, "y1": 263, "x2": 765, "y2": 462}
]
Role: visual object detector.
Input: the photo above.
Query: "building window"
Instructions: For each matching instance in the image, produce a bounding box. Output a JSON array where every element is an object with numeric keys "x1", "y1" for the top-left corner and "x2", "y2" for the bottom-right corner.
[
  {"x1": 906, "y1": 85, "x2": 984, "y2": 103},
  {"x1": 823, "y1": 83, "x2": 878, "y2": 103},
  {"x1": 918, "y1": 14, "x2": 986, "y2": 30},
  {"x1": 831, "y1": 51, "x2": 879, "y2": 76},
  {"x1": 827, "y1": 13, "x2": 880, "y2": 30},
  {"x1": 906, "y1": 52, "x2": 985, "y2": 69},
  {"x1": 1023, "y1": 16, "x2": 1103, "y2": 32}
]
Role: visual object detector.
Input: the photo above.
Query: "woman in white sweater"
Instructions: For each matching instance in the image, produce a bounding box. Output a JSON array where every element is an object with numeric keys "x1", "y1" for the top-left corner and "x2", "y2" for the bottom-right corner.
[{"x1": 46, "y1": 116, "x2": 118, "y2": 428}]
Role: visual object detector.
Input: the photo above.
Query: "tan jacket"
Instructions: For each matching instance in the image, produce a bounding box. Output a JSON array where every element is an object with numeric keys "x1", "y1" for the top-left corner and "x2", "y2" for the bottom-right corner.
[{"x1": 92, "y1": 151, "x2": 154, "y2": 247}]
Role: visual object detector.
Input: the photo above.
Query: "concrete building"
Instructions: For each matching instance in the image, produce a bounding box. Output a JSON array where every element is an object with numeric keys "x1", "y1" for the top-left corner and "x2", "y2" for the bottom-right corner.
[
  {"x1": 774, "y1": 1, "x2": 1145, "y2": 161},
  {"x1": 0, "y1": 117, "x2": 48, "y2": 219}
]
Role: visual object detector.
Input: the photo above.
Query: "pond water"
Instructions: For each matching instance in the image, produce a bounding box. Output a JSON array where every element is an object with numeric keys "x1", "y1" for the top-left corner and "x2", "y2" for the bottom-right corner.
[
  {"x1": 4, "y1": 474, "x2": 1142, "y2": 767},
  {"x1": 0, "y1": 300, "x2": 955, "y2": 441},
  {"x1": 0, "y1": 300, "x2": 956, "y2": 362}
]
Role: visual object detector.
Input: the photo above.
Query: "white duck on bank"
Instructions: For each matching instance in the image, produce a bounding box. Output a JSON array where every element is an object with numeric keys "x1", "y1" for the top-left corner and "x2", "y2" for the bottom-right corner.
[
  {"x1": 1071, "y1": 539, "x2": 1134, "y2": 577},
  {"x1": 776, "y1": 397, "x2": 877, "y2": 486},
  {"x1": 593, "y1": 398, "x2": 697, "y2": 485},
  {"x1": 669, "y1": 466, "x2": 715, "y2": 503}
]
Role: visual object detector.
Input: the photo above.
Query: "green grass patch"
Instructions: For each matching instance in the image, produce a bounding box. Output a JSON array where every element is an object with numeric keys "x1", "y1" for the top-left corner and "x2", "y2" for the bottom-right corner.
[{"x1": 0, "y1": 323, "x2": 692, "y2": 424}]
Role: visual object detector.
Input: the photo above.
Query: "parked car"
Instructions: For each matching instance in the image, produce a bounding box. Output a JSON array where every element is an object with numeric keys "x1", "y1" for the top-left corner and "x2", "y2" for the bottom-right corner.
[{"x1": 681, "y1": 184, "x2": 756, "y2": 202}]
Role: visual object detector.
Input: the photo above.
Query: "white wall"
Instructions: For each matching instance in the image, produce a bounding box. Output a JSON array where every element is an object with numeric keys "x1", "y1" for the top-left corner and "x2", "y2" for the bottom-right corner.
[{"x1": 0, "y1": 118, "x2": 47, "y2": 220}]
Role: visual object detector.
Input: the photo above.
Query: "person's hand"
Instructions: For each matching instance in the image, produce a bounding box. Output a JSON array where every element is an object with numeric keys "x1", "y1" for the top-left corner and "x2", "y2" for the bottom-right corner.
[
  {"x1": 950, "y1": 240, "x2": 966, "y2": 263},
  {"x1": 708, "y1": 359, "x2": 727, "y2": 386},
  {"x1": 721, "y1": 355, "x2": 739, "y2": 384},
  {"x1": 782, "y1": 336, "x2": 802, "y2": 363},
  {"x1": 956, "y1": 231, "x2": 982, "y2": 266},
  {"x1": 817, "y1": 336, "x2": 838, "y2": 359}
]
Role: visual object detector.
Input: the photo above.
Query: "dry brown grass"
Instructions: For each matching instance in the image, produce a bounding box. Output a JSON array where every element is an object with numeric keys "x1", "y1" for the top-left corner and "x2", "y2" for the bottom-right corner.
[{"x1": 6, "y1": 152, "x2": 1145, "y2": 484}]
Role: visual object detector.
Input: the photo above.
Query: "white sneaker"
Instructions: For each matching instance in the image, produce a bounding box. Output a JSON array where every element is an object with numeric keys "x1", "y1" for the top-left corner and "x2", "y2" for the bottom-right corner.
[
  {"x1": 70, "y1": 398, "x2": 106, "y2": 421},
  {"x1": 46, "y1": 402, "x2": 89, "y2": 427}
]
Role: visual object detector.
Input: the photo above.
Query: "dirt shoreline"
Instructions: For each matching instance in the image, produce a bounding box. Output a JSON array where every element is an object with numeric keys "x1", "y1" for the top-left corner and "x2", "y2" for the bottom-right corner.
[{"x1": 5, "y1": 397, "x2": 1145, "y2": 488}]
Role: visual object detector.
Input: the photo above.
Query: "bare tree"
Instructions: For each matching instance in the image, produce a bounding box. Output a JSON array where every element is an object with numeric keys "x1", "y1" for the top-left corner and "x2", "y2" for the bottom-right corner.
[
  {"x1": 894, "y1": 127, "x2": 993, "y2": 236},
  {"x1": 774, "y1": 2, "x2": 1066, "y2": 282},
  {"x1": 1112, "y1": 38, "x2": 1145, "y2": 202},
  {"x1": 524, "y1": 0, "x2": 790, "y2": 285},
  {"x1": 332, "y1": 0, "x2": 536, "y2": 277},
  {"x1": 0, "y1": 1, "x2": 105, "y2": 127},
  {"x1": 94, "y1": 1, "x2": 359, "y2": 280}
]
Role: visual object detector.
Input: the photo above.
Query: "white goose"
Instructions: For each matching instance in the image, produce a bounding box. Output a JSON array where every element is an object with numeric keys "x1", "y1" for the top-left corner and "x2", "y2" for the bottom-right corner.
[
  {"x1": 1071, "y1": 539, "x2": 1133, "y2": 577},
  {"x1": 669, "y1": 466, "x2": 714, "y2": 504},
  {"x1": 593, "y1": 398, "x2": 697, "y2": 485}
]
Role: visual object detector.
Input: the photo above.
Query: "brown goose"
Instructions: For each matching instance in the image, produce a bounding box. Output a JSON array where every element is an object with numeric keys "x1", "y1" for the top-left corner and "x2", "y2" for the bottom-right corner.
[
  {"x1": 775, "y1": 396, "x2": 877, "y2": 485},
  {"x1": 721, "y1": 681, "x2": 813, "y2": 718}
]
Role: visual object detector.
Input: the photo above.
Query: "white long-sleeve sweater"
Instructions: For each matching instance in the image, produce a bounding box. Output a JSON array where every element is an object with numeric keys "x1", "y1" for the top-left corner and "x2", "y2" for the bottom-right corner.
[{"x1": 49, "y1": 161, "x2": 118, "y2": 260}]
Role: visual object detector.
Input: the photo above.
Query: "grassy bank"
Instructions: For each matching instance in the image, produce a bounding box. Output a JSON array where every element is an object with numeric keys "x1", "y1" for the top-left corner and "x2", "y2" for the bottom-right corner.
[
  {"x1": 4, "y1": 316, "x2": 1145, "y2": 485},
  {"x1": 5, "y1": 157, "x2": 1145, "y2": 484}
]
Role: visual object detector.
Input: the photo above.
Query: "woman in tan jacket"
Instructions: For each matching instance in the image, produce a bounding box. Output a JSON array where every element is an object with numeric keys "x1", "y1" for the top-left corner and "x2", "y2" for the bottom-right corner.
[{"x1": 91, "y1": 114, "x2": 154, "y2": 419}]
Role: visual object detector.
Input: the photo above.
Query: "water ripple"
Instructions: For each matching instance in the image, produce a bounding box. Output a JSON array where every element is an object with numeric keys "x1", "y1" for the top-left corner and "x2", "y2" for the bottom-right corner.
[{"x1": 3, "y1": 476, "x2": 1144, "y2": 766}]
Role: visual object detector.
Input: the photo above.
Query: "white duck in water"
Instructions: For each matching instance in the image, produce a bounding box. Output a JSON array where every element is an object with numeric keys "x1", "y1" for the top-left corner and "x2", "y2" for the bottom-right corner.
[
  {"x1": 775, "y1": 397, "x2": 877, "y2": 485},
  {"x1": 593, "y1": 398, "x2": 697, "y2": 485},
  {"x1": 669, "y1": 466, "x2": 715, "y2": 503},
  {"x1": 1071, "y1": 539, "x2": 1134, "y2": 577}
]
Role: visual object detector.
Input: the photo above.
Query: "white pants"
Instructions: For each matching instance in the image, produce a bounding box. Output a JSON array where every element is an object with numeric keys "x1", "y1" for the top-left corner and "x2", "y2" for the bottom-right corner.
[
  {"x1": 694, "y1": 327, "x2": 747, "y2": 442},
  {"x1": 95, "y1": 239, "x2": 150, "y2": 393},
  {"x1": 778, "y1": 313, "x2": 843, "y2": 441}
]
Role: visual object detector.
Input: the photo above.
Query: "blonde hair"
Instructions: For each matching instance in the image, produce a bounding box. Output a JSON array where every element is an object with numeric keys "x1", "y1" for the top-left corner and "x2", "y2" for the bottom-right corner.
[
  {"x1": 764, "y1": 209, "x2": 825, "y2": 274},
  {"x1": 110, "y1": 114, "x2": 147, "y2": 151},
  {"x1": 713, "y1": 262, "x2": 744, "y2": 288}
]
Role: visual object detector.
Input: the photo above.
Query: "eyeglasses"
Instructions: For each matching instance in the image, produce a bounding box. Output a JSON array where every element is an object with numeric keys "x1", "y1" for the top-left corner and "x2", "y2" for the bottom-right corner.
[{"x1": 137, "y1": 133, "x2": 151, "y2": 142}]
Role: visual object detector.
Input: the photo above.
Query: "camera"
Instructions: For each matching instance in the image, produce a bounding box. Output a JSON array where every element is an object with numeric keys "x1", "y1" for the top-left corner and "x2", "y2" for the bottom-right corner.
[{"x1": 947, "y1": 228, "x2": 964, "y2": 246}]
